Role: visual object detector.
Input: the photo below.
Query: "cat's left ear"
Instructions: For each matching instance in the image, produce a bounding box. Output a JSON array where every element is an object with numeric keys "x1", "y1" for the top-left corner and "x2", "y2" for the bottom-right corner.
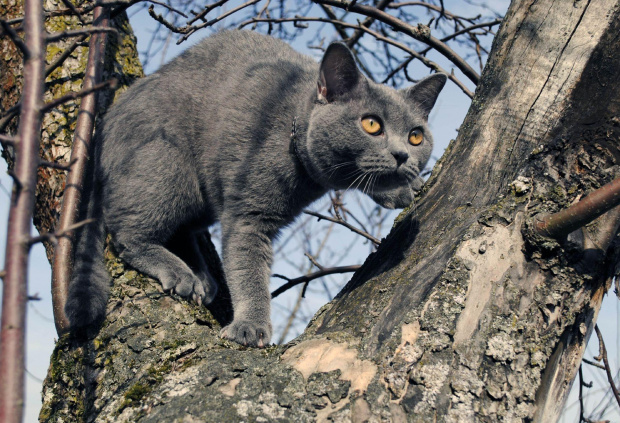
[
  {"x1": 403, "y1": 73, "x2": 447, "y2": 119},
  {"x1": 318, "y1": 42, "x2": 361, "y2": 102}
]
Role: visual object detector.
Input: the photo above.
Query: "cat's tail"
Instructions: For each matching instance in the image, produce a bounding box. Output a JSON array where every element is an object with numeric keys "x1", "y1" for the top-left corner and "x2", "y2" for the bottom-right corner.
[{"x1": 64, "y1": 159, "x2": 110, "y2": 332}]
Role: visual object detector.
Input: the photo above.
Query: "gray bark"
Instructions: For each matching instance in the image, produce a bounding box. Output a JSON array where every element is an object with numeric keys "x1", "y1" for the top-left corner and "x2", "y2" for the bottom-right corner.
[{"x1": 38, "y1": 0, "x2": 620, "y2": 422}]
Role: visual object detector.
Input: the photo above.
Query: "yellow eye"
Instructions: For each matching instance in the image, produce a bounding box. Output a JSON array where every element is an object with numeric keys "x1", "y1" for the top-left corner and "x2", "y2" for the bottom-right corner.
[
  {"x1": 409, "y1": 128, "x2": 424, "y2": 146},
  {"x1": 361, "y1": 116, "x2": 382, "y2": 135}
]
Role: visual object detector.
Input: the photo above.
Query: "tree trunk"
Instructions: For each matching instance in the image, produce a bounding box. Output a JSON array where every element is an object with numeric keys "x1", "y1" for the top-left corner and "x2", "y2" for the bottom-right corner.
[{"x1": 35, "y1": 0, "x2": 620, "y2": 422}]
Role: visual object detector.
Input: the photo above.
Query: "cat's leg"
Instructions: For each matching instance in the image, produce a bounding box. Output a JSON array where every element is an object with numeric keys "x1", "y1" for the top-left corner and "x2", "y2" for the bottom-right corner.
[
  {"x1": 219, "y1": 219, "x2": 273, "y2": 347},
  {"x1": 168, "y1": 231, "x2": 218, "y2": 305},
  {"x1": 113, "y1": 231, "x2": 212, "y2": 301}
]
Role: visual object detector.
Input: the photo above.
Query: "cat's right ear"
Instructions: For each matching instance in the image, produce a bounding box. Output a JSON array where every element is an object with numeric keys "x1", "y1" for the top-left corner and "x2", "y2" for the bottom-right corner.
[{"x1": 318, "y1": 42, "x2": 360, "y2": 102}]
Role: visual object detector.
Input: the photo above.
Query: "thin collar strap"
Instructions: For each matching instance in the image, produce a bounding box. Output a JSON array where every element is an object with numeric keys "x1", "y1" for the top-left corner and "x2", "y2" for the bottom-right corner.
[{"x1": 290, "y1": 116, "x2": 302, "y2": 162}]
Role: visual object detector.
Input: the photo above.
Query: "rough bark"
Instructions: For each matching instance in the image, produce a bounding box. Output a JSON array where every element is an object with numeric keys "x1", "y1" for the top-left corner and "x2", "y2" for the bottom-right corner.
[{"x1": 32, "y1": 0, "x2": 620, "y2": 422}]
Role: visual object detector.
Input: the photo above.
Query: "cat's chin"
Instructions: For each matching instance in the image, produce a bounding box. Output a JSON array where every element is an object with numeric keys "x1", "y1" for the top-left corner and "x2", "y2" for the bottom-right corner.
[{"x1": 368, "y1": 187, "x2": 415, "y2": 209}]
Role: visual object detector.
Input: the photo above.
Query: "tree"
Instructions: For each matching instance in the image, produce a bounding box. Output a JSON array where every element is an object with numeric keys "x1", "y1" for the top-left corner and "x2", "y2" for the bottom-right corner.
[{"x1": 2, "y1": 0, "x2": 620, "y2": 421}]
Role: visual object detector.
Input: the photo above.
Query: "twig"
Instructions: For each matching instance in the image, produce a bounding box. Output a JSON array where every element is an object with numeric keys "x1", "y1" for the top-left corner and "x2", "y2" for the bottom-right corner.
[
  {"x1": 311, "y1": 0, "x2": 480, "y2": 85},
  {"x1": 271, "y1": 265, "x2": 361, "y2": 298},
  {"x1": 345, "y1": 0, "x2": 391, "y2": 48},
  {"x1": 38, "y1": 158, "x2": 77, "y2": 171},
  {"x1": 187, "y1": 0, "x2": 230, "y2": 25},
  {"x1": 579, "y1": 366, "x2": 594, "y2": 423},
  {"x1": 0, "y1": 19, "x2": 29, "y2": 57},
  {"x1": 304, "y1": 253, "x2": 324, "y2": 270},
  {"x1": 41, "y1": 79, "x2": 117, "y2": 113},
  {"x1": 46, "y1": 26, "x2": 117, "y2": 43},
  {"x1": 59, "y1": 0, "x2": 87, "y2": 24},
  {"x1": 304, "y1": 210, "x2": 381, "y2": 246},
  {"x1": 29, "y1": 218, "x2": 95, "y2": 246},
  {"x1": 177, "y1": 0, "x2": 262, "y2": 44},
  {"x1": 0, "y1": 105, "x2": 20, "y2": 133},
  {"x1": 535, "y1": 177, "x2": 620, "y2": 239},
  {"x1": 0, "y1": 134, "x2": 17, "y2": 147},
  {"x1": 240, "y1": 15, "x2": 473, "y2": 98},
  {"x1": 593, "y1": 325, "x2": 620, "y2": 409},
  {"x1": 45, "y1": 35, "x2": 87, "y2": 77},
  {"x1": 582, "y1": 357, "x2": 606, "y2": 370}
]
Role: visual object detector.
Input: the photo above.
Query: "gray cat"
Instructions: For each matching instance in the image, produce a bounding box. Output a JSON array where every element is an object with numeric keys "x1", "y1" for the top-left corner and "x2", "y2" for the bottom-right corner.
[{"x1": 65, "y1": 30, "x2": 446, "y2": 347}]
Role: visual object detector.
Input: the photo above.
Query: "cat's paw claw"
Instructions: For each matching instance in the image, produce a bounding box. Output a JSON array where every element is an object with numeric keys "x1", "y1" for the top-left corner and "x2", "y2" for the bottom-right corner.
[{"x1": 220, "y1": 320, "x2": 272, "y2": 348}]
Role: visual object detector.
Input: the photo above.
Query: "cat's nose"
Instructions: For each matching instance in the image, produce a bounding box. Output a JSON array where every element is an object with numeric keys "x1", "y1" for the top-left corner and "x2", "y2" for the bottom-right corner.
[{"x1": 391, "y1": 150, "x2": 409, "y2": 166}]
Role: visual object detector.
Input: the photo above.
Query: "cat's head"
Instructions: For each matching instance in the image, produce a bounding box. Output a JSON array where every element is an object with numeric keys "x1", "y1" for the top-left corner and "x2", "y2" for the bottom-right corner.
[{"x1": 303, "y1": 42, "x2": 446, "y2": 209}]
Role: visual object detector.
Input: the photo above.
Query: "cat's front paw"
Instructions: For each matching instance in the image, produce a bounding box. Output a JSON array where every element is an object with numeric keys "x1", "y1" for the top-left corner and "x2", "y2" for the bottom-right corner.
[
  {"x1": 221, "y1": 320, "x2": 272, "y2": 348},
  {"x1": 191, "y1": 271, "x2": 218, "y2": 306}
]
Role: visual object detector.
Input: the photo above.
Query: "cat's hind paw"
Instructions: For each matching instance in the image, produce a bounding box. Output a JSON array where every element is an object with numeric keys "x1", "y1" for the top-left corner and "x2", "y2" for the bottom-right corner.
[{"x1": 221, "y1": 320, "x2": 272, "y2": 348}]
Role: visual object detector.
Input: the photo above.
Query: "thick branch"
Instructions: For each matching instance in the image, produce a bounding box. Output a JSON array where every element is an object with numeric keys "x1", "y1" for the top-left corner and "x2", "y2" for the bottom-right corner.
[{"x1": 534, "y1": 177, "x2": 620, "y2": 239}]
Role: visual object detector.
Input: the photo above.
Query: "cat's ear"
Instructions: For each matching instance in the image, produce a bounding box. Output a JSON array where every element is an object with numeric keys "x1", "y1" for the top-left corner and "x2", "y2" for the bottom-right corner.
[
  {"x1": 317, "y1": 42, "x2": 360, "y2": 102},
  {"x1": 403, "y1": 73, "x2": 447, "y2": 119}
]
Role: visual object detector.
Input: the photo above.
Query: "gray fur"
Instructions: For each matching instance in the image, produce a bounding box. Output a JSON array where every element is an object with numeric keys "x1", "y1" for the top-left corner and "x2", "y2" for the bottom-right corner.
[{"x1": 65, "y1": 30, "x2": 446, "y2": 347}]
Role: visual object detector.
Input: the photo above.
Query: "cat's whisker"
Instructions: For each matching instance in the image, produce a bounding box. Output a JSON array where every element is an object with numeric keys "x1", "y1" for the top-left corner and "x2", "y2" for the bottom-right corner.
[
  {"x1": 322, "y1": 161, "x2": 357, "y2": 181},
  {"x1": 343, "y1": 171, "x2": 366, "y2": 194}
]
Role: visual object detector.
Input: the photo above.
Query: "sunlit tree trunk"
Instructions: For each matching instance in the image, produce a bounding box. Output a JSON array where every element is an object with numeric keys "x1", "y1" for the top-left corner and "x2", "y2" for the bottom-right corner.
[{"x1": 16, "y1": 0, "x2": 620, "y2": 421}]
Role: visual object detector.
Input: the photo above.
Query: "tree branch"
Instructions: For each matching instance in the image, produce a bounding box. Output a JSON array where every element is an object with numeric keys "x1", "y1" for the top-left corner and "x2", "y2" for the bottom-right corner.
[
  {"x1": 593, "y1": 325, "x2": 620, "y2": 409},
  {"x1": 0, "y1": 0, "x2": 45, "y2": 421},
  {"x1": 271, "y1": 265, "x2": 361, "y2": 298},
  {"x1": 46, "y1": 26, "x2": 117, "y2": 43},
  {"x1": 29, "y1": 218, "x2": 95, "y2": 246},
  {"x1": 304, "y1": 209, "x2": 381, "y2": 246},
  {"x1": 311, "y1": 0, "x2": 480, "y2": 85},
  {"x1": 41, "y1": 78, "x2": 117, "y2": 113},
  {"x1": 0, "y1": 18, "x2": 28, "y2": 57},
  {"x1": 534, "y1": 177, "x2": 620, "y2": 239}
]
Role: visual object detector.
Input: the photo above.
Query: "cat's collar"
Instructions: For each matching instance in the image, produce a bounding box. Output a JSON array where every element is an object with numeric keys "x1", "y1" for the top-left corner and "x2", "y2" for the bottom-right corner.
[{"x1": 290, "y1": 116, "x2": 302, "y2": 163}]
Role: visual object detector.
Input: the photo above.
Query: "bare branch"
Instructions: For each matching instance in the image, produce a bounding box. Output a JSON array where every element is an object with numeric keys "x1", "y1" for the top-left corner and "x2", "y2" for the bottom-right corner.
[
  {"x1": 593, "y1": 325, "x2": 620, "y2": 409},
  {"x1": 241, "y1": 15, "x2": 474, "y2": 97},
  {"x1": 0, "y1": 0, "x2": 45, "y2": 421},
  {"x1": 534, "y1": 177, "x2": 620, "y2": 239},
  {"x1": 177, "y1": 0, "x2": 262, "y2": 44},
  {"x1": 345, "y1": 0, "x2": 391, "y2": 48},
  {"x1": 46, "y1": 26, "x2": 117, "y2": 43},
  {"x1": 41, "y1": 79, "x2": 117, "y2": 113},
  {"x1": 59, "y1": 0, "x2": 87, "y2": 24},
  {"x1": 29, "y1": 218, "x2": 95, "y2": 246},
  {"x1": 304, "y1": 209, "x2": 381, "y2": 246},
  {"x1": 0, "y1": 19, "x2": 28, "y2": 57},
  {"x1": 45, "y1": 35, "x2": 87, "y2": 77},
  {"x1": 38, "y1": 158, "x2": 77, "y2": 172},
  {"x1": 582, "y1": 357, "x2": 606, "y2": 370},
  {"x1": 311, "y1": 0, "x2": 480, "y2": 85},
  {"x1": 271, "y1": 265, "x2": 361, "y2": 298},
  {"x1": 0, "y1": 134, "x2": 17, "y2": 147}
]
